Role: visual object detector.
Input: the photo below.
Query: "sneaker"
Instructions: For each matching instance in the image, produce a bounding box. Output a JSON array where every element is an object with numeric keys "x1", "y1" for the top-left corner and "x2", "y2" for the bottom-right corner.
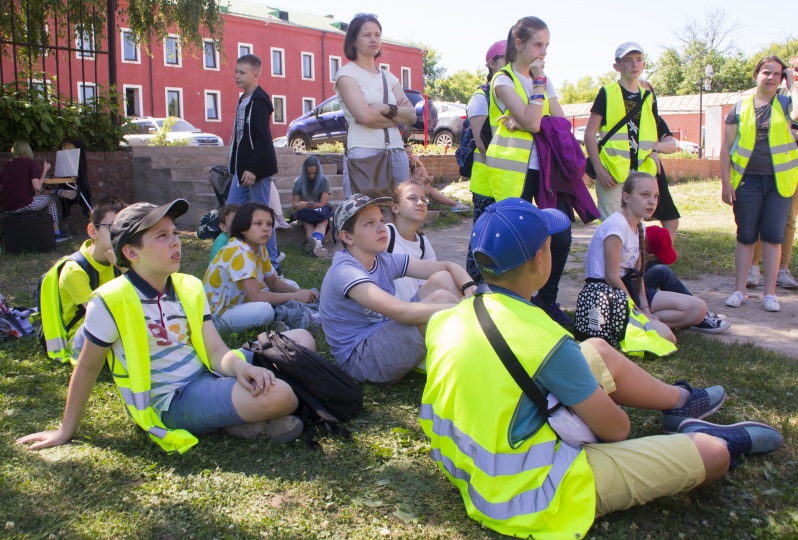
[
  {"x1": 225, "y1": 415, "x2": 304, "y2": 443},
  {"x1": 275, "y1": 251, "x2": 286, "y2": 264},
  {"x1": 54, "y1": 188, "x2": 77, "y2": 200},
  {"x1": 661, "y1": 380, "x2": 726, "y2": 434},
  {"x1": 690, "y1": 312, "x2": 732, "y2": 334},
  {"x1": 763, "y1": 294, "x2": 781, "y2": 312},
  {"x1": 707, "y1": 310, "x2": 727, "y2": 320},
  {"x1": 531, "y1": 295, "x2": 574, "y2": 327},
  {"x1": 275, "y1": 214, "x2": 292, "y2": 229},
  {"x1": 725, "y1": 290, "x2": 745, "y2": 308},
  {"x1": 54, "y1": 232, "x2": 71, "y2": 243},
  {"x1": 450, "y1": 201, "x2": 471, "y2": 213},
  {"x1": 270, "y1": 320, "x2": 289, "y2": 334},
  {"x1": 677, "y1": 418, "x2": 783, "y2": 467},
  {"x1": 746, "y1": 265, "x2": 761, "y2": 288},
  {"x1": 311, "y1": 238, "x2": 327, "y2": 258},
  {"x1": 776, "y1": 269, "x2": 798, "y2": 289}
]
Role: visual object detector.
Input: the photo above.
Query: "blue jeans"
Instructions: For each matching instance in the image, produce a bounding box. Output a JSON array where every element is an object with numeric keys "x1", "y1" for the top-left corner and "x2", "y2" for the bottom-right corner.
[
  {"x1": 227, "y1": 174, "x2": 280, "y2": 272},
  {"x1": 643, "y1": 263, "x2": 692, "y2": 304},
  {"x1": 733, "y1": 174, "x2": 792, "y2": 244}
]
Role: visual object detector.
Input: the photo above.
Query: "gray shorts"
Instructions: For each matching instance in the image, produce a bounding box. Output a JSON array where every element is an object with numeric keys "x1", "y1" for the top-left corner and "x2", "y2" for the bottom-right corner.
[{"x1": 343, "y1": 319, "x2": 426, "y2": 385}]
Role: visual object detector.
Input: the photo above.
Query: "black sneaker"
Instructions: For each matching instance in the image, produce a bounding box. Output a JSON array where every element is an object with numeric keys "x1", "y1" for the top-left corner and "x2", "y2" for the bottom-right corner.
[
  {"x1": 678, "y1": 419, "x2": 783, "y2": 467},
  {"x1": 531, "y1": 295, "x2": 574, "y2": 328},
  {"x1": 661, "y1": 380, "x2": 726, "y2": 433},
  {"x1": 54, "y1": 232, "x2": 71, "y2": 243},
  {"x1": 690, "y1": 312, "x2": 731, "y2": 334}
]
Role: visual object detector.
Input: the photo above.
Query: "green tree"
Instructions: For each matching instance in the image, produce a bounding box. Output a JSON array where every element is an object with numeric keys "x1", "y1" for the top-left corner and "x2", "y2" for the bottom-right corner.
[
  {"x1": 648, "y1": 48, "x2": 683, "y2": 96},
  {"x1": 558, "y1": 71, "x2": 616, "y2": 104},
  {"x1": 751, "y1": 36, "x2": 798, "y2": 66},
  {"x1": 433, "y1": 69, "x2": 485, "y2": 103},
  {"x1": 409, "y1": 41, "x2": 446, "y2": 95}
]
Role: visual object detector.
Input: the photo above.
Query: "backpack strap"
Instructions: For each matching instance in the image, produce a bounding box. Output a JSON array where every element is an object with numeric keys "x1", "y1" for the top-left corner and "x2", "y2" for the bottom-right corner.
[
  {"x1": 387, "y1": 223, "x2": 396, "y2": 253},
  {"x1": 419, "y1": 234, "x2": 425, "y2": 259},
  {"x1": 63, "y1": 252, "x2": 100, "y2": 331}
]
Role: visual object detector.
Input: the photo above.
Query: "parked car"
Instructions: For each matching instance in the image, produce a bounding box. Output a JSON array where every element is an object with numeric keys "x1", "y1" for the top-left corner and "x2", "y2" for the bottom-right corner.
[
  {"x1": 286, "y1": 90, "x2": 437, "y2": 151},
  {"x1": 431, "y1": 101, "x2": 466, "y2": 146},
  {"x1": 123, "y1": 118, "x2": 223, "y2": 146},
  {"x1": 677, "y1": 140, "x2": 699, "y2": 154},
  {"x1": 573, "y1": 126, "x2": 600, "y2": 146},
  {"x1": 273, "y1": 136, "x2": 288, "y2": 148}
]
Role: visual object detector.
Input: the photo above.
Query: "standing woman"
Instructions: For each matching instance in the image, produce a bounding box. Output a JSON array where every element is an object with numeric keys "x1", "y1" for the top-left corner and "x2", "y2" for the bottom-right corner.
[
  {"x1": 485, "y1": 17, "x2": 573, "y2": 327},
  {"x1": 721, "y1": 56, "x2": 798, "y2": 312},
  {"x1": 335, "y1": 14, "x2": 417, "y2": 197}
]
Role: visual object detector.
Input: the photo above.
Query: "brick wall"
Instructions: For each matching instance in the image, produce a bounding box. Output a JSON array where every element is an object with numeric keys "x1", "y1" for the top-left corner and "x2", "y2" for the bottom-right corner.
[{"x1": 415, "y1": 154, "x2": 460, "y2": 181}]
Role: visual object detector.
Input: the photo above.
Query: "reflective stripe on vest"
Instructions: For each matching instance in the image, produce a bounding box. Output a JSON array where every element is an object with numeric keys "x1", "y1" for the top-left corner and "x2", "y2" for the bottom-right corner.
[
  {"x1": 620, "y1": 297, "x2": 677, "y2": 358},
  {"x1": 469, "y1": 87, "x2": 493, "y2": 197},
  {"x1": 730, "y1": 95, "x2": 798, "y2": 198},
  {"x1": 420, "y1": 294, "x2": 595, "y2": 538},
  {"x1": 484, "y1": 68, "x2": 550, "y2": 202},
  {"x1": 97, "y1": 273, "x2": 211, "y2": 454},
  {"x1": 599, "y1": 83, "x2": 657, "y2": 181}
]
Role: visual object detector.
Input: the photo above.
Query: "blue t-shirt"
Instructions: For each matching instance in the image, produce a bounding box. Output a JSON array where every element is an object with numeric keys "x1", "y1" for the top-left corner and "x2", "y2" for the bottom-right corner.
[
  {"x1": 209, "y1": 232, "x2": 229, "y2": 263},
  {"x1": 319, "y1": 250, "x2": 409, "y2": 364}
]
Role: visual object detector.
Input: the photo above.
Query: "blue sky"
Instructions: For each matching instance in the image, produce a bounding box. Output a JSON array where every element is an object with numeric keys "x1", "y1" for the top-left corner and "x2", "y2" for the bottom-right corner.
[{"x1": 267, "y1": 1, "x2": 794, "y2": 89}]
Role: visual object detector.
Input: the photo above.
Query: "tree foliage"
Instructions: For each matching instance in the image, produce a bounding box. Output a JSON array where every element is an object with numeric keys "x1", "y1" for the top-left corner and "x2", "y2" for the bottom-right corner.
[
  {"x1": 432, "y1": 69, "x2": 485, "y2": 103},
  {"x1": 409, "y1": 41, "x2": 446, "y2": 96},
  {"x1": 558, "y1": 72, "x2": 616, "y2": 104}
]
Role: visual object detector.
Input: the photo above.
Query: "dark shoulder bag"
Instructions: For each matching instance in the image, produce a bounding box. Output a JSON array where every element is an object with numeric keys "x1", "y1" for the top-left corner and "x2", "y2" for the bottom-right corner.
[{"x1": 586, "y1": 90, "x2": 651, "y2": 179}]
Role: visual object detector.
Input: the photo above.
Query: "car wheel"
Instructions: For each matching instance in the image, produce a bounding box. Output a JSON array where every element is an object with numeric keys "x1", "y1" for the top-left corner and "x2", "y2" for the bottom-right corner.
[
  {"x1": 290, "y1": 134, "x2": 310, "y2": 152},
  {"x1": 433, "y1": 130, "x2": 454, "y2": 147}
]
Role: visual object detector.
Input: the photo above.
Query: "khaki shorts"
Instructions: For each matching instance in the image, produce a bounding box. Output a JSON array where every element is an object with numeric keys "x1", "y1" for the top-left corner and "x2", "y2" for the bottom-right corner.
[{"x1": 578, "y1": 342, "x2": 705, "y2": 516}]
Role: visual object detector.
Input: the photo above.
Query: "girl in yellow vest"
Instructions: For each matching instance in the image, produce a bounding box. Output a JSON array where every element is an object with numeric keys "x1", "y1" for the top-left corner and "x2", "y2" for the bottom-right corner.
[
  {"x1": 487, "y1": 16, "x2": 573, "y2": 327},
  {"x1": 721, "y1": 56, "x2": 798, "y2": 313}
]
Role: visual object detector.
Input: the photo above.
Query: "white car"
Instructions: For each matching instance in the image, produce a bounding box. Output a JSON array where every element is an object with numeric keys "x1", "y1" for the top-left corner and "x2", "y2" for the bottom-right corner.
[
  {"x1": 123, "y1": 118, "x2": 223, "y2": 147},
  {"x1": 677, "y1": 140, "x2": 699, "y2": 154}
]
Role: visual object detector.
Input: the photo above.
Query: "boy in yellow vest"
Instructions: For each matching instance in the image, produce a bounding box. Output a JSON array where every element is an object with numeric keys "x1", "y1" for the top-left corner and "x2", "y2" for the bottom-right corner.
[
  {"x1": 420, "y1": 198, "x2": 782, "y2": 538},
  {"x1": 19, "y1": 199, "x2": 312, "y2": 453},
  {"x1": 585, "y1": 42, "x2": 668, "y2": 220}
]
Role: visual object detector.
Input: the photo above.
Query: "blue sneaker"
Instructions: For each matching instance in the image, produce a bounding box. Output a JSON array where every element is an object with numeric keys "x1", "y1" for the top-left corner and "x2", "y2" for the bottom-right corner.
[
  {"x1": 677, "y1": 418, "x2": 783, "y2": 467},
  {"x1": 661, "y1": 380, "x2": 726, "y2": 433},
  {"x1": 531, "y1": 295, "x2": 574, "y2": 328}
]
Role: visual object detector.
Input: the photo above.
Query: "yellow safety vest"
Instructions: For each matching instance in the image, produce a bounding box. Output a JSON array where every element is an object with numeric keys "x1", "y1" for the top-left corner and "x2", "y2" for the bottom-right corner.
[
  {"x1": 622, "y1": 297, "x2": 677, "y2": 358},
  {"x1": 421, "y1": 294, "x2": 595, "y2": 539},
  {"x1": 599, "y1": 83, "x2": 657, "y2": 182},
  {"x1": 469, "y1": 86, "x2": 493, "y2": 197},
  {"x1": 730, "y1": 95, "x2": 798, "y2": 198},
  {"x1": 96, "y1": 273, "x2": 211, "y2": 454},
  {"x1": 485, "y1": 67, "x2": 550, "y2": 202}
]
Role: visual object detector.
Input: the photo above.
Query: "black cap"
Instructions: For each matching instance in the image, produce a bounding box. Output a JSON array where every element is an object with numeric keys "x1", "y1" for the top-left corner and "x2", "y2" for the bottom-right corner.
[{"x1": 111, "y1": 199, "x2": 189, "y2": 266}]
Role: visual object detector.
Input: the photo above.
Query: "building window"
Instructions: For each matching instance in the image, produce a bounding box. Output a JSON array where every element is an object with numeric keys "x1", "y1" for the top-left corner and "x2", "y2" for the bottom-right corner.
[
  {"x1": 302, "y1": 98, "x2": 315, "y2": 114},
  {"x1": 238, "y1": 43, "x2": 253, "y2": 57},
  {"x1": 205, "y1": 91, "x2": 221, "y2": 121},
  {"x1": 121, "y1": 29, "x2": 139, "y2": 63},
  {"x1": 272, "y1": 95, "x2": 286, "y2": 124},
  {"x1": 165, "y1": 88, "x2": 183, "y2": 118},
  {"x1": 123, "y1": 85, "x2": 143, "y2": 117},
  {"x1": 379, "y1": 63, "x2": 390, "y2": 72},
  {"x1": 271, "y1": 48, "x2": 284, "y2": 77},
  {"x1": 77, "y1": 82, "x2": 96, "y2": 104},
  {"x1": 203, "y1": 40, "x2": 219, "y2": 70},
  {"x1": 75, "y1": 29, "x2": 95, "y2": 59},
  {"x1": 30, "y1": 79, "x2": 52, "y2": 100},
  {"x1": 164, "y1": 35, "x2": 181, "y2": 67},
  {"x1": 329, "y1": 56, "x2": 341, "y2": 82},
  {"x1": 401, "y1": 67, "x2": 411, "y2": 89},
  {"x1": 301, "y1": 52, "x2": 314, "y2": 80}
]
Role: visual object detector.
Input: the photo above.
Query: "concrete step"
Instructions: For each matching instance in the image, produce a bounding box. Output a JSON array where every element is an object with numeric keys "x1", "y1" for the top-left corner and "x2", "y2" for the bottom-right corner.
[{"x1": 272, "y1": 173, "x2": 343, "y2": 191}]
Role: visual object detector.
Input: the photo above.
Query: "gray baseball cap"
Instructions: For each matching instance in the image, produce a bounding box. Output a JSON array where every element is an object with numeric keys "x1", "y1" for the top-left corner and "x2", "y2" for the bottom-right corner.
[
  {"x1": 615, "y1": 42, "x2": 644, "y2": 61},
  {"x1": 111, "y1": 199, "x2": 188, "y2": 266},
  {"x1": 333, "y1": 193, "x2": 392, "y2": 234}
]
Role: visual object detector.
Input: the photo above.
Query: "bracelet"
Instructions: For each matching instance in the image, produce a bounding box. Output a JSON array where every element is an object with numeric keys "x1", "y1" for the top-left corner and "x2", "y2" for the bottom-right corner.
[
  {"x1": 650, "y1": 149, "x2": 658, "y2": 154},
  {"x1": 460, "y1": 281, "x2": 476, "y2": 295},
  {"x1": 530, "y1": 101, "x2": 544, "y2": 107},
  {"x1": 529, "y1": 94, "x2": 545, "y2": 101},
  {"x1": 384, "y1": 104, "x2": 399, "y2": 119},
  {"x1": 533, "y1": 77, "x2": 547, "y2": 85}
]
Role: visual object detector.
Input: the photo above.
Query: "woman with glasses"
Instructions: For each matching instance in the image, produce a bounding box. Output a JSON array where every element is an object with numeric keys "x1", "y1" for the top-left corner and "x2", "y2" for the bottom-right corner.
[{"x1": 335, "y1": 13, "x2": 417, "y2": 196}]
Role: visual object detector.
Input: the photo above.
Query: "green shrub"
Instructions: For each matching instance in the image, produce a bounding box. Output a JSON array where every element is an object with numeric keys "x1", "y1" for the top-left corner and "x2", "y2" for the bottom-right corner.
[
  {"x1": 408, "y1": 142, "x2": 458, "y2": 155},
  {"x1": 315, "y1": 141, "x2": 344, "y2": 153},
  {"x1": 148, "y1": 116, "x2": 190, "y2": 146}
]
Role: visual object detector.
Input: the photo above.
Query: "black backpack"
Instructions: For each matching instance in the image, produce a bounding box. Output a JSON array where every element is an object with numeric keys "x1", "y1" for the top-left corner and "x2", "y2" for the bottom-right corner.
[
  {"x1": 386, "y1": 223, "x2": 425, "y2": 258},
  {"x1": 196, "y1": 208, "x2": 221, "y2": 240},
  {"x1": 245, "y1": 332, "x2": 363, "y2": 442}
]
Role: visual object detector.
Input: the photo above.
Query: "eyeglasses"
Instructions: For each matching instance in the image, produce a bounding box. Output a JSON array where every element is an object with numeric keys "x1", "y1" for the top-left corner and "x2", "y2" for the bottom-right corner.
[
  {"x1": 96, "y1": 223, "x2": 114, "y2": 229},
  {"x1": 405, "y1": 195, "x2": 429, "y2": 205},
  {"x1": 354, "y1": 12, "x2": 378, "y2": 19},
  {"x1": 492, "y1": 54, "x2": 504, "y2": 62}
]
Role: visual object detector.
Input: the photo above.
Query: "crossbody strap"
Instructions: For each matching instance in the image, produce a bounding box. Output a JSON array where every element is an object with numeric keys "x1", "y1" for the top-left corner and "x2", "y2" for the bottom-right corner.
[
  {"x1": 473, "y1": 295, "x2": 550, "y2": 417},
  {"x1": 380, "y1": 70, "x2": 390, "y2": 148},
  {"x1": 598, "y1": 88, "x2": 651, "y2": 152}
]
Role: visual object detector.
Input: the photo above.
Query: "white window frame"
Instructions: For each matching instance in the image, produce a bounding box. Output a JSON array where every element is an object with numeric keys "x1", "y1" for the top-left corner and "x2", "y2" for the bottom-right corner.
[
  {"x1": 120, "y1": 28, "x2": 140, "y2": 64},
  {"x1": 301, "y1": 52, "x2": 315, "y2": 81},
  {"x1": 75, "y1": 29, "x2": 95, "y2": 60},
  {"x1": 30, "y1": 78, "x2": 54, "y2": 102},
  {"x1": 164, "y1": 87, "x2": 184, "y2": 118},
  {"x1": 302, "y1": 97, "x2": 316, "y2": 114},
  {"x1": 379, "y1": 63, "x2": 390, "y2": 72},
  {"x1": 329, "y1": 55, "x2": 341, "y2": 82},
  {"x1": 122, "y1": 84, "x2": 143, "y2": 117},
  {"x1": 238, "y1": 42, "x2": 253, "y2": 58},
  {"x1": 77, "y1": 82, "x2": 97, "y2": 104},
  {"x1": 401, "y1": 67, "x2": 411, "y2": 89},
  {"x1": 204, "y1": 90, "x2": 222, "y2": 122},
  {"x1": 271, "y1": 47, "x2": 285, "y2": 77},
  {"x1": 272, "y1": 95, "x2": 286, "y2": 124},
  {"x1": 164, "y1": 34, "x2": 182, "y2": 67},
  {"x1": 203, "y1": 40, "x2": 220, "y2": 71}
]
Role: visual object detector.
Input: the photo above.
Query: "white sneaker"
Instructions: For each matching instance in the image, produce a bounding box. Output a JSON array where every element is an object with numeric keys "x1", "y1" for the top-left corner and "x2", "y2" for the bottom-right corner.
[
  {"x1": 746, "y1": 265, "x2": 761, "y2": 288},
  {"x1": 311, "y1": 238, "x2": 328, "y2": 257},
  {"x1": 776, "y1": 269, "x2": 798, "y2": 289},
  {"x1": 763, "y1": 294, "x2": 781, "y2": 312},
  {"x1": 450, "y1": 201, "x2": 471, "y2": 213},
  {"x1": 275, "y1": 251, "x2": 286, "y2": 264},
  {"x1": 725, "y1": 290, "x2": 745, "y2": 308}
]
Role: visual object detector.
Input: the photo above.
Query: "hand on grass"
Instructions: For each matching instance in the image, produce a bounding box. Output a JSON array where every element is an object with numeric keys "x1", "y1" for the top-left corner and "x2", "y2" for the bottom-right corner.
[{"x1": 16, "y1": 428, "x2": 71, "y2": 450}]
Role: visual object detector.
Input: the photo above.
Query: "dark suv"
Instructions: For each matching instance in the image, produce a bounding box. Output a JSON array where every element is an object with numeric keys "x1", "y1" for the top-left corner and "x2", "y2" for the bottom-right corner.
[{"x1": 286, "y1": 89, "x2": 437, "y2": 151}]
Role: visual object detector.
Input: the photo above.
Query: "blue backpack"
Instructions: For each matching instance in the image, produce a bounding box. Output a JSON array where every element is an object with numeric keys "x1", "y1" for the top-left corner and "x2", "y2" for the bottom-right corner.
[{"x1": 455, "y1": 85, "x2": 490, "y2": 177}]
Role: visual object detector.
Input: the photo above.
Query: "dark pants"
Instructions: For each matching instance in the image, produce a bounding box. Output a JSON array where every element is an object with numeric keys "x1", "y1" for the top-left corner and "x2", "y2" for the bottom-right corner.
[
  {"x1": 466, "y1": 193, "x2": 496, "y2": 284},
  {"x1": 520, "y1": 170, "x2": 572, "y2": 306},
  {"x1": 642, "y1": 263, "x2": 692, "y2": 305}
]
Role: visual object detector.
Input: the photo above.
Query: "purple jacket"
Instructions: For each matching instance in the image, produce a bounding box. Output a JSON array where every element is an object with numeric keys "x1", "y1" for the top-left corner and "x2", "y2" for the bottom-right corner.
[{"x1": 535, "y1": 116, "x2": 600, "y2": 224}]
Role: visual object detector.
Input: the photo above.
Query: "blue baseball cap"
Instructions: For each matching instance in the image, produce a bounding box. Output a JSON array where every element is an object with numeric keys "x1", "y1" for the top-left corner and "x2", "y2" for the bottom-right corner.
[{"x1": 471, "y1": 198, "x2": 570, "y2": 276}]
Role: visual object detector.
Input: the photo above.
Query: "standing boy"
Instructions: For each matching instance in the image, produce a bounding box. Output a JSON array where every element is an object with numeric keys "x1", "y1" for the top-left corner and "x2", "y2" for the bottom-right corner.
[
  {"x1": 227, "y1": 54, "x2": 282, "y2": 273},
  {"x1": 19, "y1": 199, "x2": 311, "y2": 453},
  {"x1": 39, "y1": 196, "x2": 126, "y2": 365},
  {"x1": 319, "y1": 194, "x2": 476, "y2": 384},
  {"x1": 585, "y1": 43, "x2": 667, "y2": 220}
]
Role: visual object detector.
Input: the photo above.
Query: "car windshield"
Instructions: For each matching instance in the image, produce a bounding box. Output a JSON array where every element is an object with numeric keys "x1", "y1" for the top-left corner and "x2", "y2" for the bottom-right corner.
[{"x1": 155, "y1": 119, "x2": 198, "y2": 132}]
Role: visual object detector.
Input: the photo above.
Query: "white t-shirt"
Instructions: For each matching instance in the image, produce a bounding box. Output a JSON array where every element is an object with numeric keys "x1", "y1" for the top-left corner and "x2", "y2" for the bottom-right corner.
[
  {"x1": 235, "y1": 93, "x2": 252, "y2": 145},
  {"x1": 493, "y1": 67, "x2": 557, "y2": 170},
  {"x1": 386, "y1": 223, "x2": 437, "y2": 301},
  {"x1": 203, "y1": 238, "x2": 276, "y2": 318},
  {"x1": 585, "y1": 212, "x2": 643, "y2": 280},
  {"x1": 467, "y1": 90, "x2": 489, "y2": 119},
  {"x1": 335, "y1": 62, "x2": 404, "y2": 150}
]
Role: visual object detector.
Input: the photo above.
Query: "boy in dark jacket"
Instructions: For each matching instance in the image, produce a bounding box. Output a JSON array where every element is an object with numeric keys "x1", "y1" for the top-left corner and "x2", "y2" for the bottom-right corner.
[{"x1": 227, "y1": 54, "x2": 282, "y2": 271}]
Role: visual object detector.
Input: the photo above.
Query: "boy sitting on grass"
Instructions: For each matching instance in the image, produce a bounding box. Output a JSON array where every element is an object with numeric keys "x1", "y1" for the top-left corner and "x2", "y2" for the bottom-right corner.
[
  {"x1": 209, "y1": 203, "x2": 239, "y2": 263},
  {"x1": 18, "y1": 199, "x2": 313, "y2": 453},
  {"x1": 319, "y1": 194, "x2": 476, "y2": 384}
]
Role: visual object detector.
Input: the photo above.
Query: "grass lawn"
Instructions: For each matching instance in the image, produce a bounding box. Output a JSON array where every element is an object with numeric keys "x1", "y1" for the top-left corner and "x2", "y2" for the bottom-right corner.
[{"x1": 1, "y1": 180, "x2": 797, "y2": 539}]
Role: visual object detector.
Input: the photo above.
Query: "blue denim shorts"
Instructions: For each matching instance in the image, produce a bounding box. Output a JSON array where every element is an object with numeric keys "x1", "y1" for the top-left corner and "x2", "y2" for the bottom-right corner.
[{"x1": 733, "y1": 174, "x2": 792, "y2": 244}]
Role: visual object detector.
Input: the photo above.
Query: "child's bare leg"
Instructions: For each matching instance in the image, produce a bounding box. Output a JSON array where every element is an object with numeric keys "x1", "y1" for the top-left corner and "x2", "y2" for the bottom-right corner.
[
  {"x1": 232, "y1": 379, "x2": 298, "y2": 422},
  {"x1": 425, "y1": 183, "x2": 457, "y2": 207},
  {"x1": 418, "y1": 270, "x2": 461, "y2": 302}
]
